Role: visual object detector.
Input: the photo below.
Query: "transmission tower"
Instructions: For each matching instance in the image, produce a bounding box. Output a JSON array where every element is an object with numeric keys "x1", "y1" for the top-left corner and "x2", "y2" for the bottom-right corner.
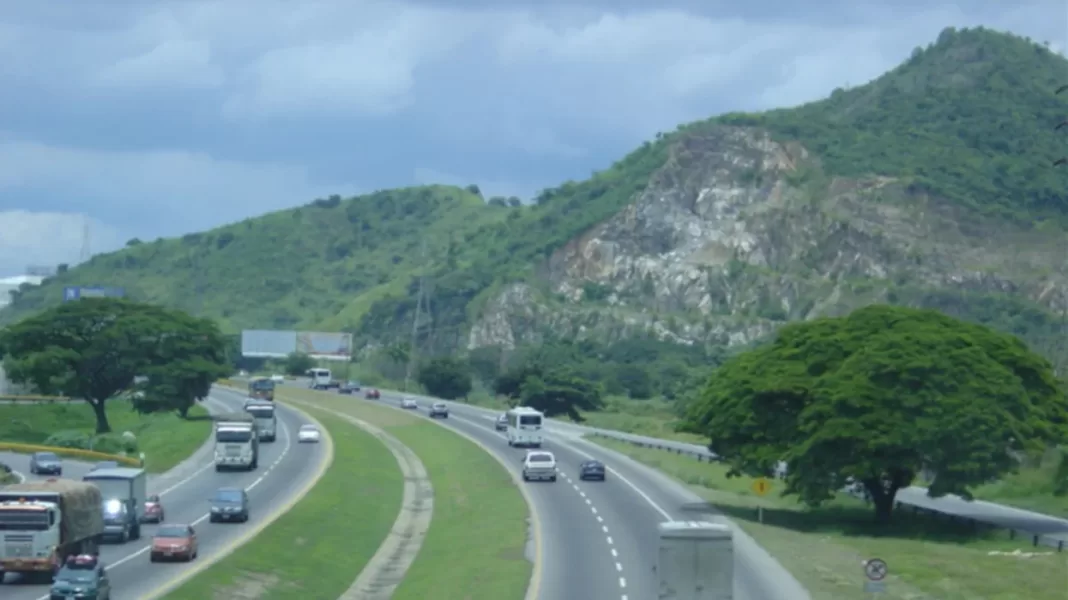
[
  {"x1": 404, "y1": 240, "x2": 432, "y2": 390},
  {"x1": 79, "y1": 217, "x2": 91, "y2": 262}
]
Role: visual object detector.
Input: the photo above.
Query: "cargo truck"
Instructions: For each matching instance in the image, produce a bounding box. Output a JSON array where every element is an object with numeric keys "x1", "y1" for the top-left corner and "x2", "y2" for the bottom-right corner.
[
  {"x1": 243, "y1": 400, "x2": 278, "y2": 442},
  {"x1": 82, "y1": 467, "x2": 147, "y2": 543},
  {"x1": 247, "y1": 377, "x2": 275, "y2": 401},
  {"x1": 657, "y1": 521, "x2": 733, "y2": 600},
  {"x1": 214, "y1": 412, "x2": 260, "y2": 471},
  {"x1": 0, "y1": 479, "x2": 104, "y2": 583}
]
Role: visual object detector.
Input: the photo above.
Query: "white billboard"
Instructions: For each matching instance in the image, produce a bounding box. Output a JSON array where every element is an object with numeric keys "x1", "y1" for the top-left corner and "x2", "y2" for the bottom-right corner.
[{"x1": 241, "y1": 330, "x2": 352, "y2": 361}]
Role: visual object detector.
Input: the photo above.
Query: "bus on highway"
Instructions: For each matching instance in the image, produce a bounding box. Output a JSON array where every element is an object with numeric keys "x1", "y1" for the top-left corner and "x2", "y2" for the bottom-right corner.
[{"x1": 505, "y1": 406, "x2": 544, "y2": 448}]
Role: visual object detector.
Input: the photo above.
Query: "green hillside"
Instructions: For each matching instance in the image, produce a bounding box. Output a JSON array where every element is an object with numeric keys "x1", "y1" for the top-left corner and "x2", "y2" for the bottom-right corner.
[
  {"x1": 0, "y1": 186, "x2": 505, "y2": 331},
  {"x1": 4, "y1": 27, "x2": 1068, "y2": 359}
]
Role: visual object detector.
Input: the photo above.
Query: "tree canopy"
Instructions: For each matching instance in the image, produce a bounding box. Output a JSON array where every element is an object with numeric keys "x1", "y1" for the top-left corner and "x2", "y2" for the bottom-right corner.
[
  {"x1": 416, "y1": 356, "x2": 472, "y2": 400},
  {"x1": 495, "y1": 358, "x2": 604, "y2": 421},
  {"x1": 0, "y1": 298, "x2": 230, "y2": 432},
  {"x1": 681, "y1": 304, "x2": 1068, "y2": 521}
]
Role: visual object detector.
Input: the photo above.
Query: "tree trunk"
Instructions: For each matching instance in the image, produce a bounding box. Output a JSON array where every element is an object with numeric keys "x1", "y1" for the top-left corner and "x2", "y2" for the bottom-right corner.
[
  {"x1": 89, "y1": 399, "x2": 111, "y2": 434},
  {"x1": 872, "y1": 493, "x2": 895, "y2": 523}
]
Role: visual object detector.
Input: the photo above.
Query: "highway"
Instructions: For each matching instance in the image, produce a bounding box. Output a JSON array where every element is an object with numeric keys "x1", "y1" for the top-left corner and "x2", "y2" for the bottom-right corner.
[
  {"x1": 267, "y1": 378, "x2": 809, "y2": 600},
  {"x1": 0, "y1": 390, "x2": 327, "y2": 600}
]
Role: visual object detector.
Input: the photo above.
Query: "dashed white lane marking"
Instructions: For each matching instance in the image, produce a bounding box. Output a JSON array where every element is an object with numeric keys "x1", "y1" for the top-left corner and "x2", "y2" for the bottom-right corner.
[{"x1": 557, "y1": 470, "x2": 627, "y2": 598}]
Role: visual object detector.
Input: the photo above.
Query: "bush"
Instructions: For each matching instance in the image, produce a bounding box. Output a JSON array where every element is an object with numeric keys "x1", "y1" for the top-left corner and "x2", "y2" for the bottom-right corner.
[
  {"x1": 43, "y1": 430, "x2": 92, "y2": 449},
  {"x1": 42, "y1": 430, "x2": 138, "y2": 454}
]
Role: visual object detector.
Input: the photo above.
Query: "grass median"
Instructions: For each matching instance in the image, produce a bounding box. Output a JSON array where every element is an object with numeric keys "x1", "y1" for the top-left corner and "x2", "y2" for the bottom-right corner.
[
  {"x1": 280, "y1": 388, "x2": 532, "y2": 600},
  {"x1": 0, "y1": 399, "x2": 209, "y2": 472},
  {"x1": 163, "y1": 409, "x2": 402, "y2": 599},
  {"x1": 589, "y1": 436, "x2": 1068, "y2": 600}
]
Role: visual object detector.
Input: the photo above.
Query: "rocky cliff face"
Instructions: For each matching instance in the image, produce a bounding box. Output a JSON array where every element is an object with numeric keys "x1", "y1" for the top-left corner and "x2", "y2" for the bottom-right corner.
[{"x1": 467, "y1": 126, "x2": 1068, "y2": 354}]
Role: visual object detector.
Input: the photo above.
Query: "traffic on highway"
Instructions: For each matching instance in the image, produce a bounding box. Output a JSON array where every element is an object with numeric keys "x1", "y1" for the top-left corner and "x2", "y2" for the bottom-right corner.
[{"x1": 0, "y1": 388, "x2": 327, "y2": 600}]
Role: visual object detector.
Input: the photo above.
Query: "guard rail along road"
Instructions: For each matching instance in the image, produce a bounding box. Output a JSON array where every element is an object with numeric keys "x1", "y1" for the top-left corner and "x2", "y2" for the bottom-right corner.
[
  {"x1": 584, "y1": 429, "x2": 1068, "y2": 552},
  {"x1": 0, "y1": 442, "x2": 143, "y2": 467}
]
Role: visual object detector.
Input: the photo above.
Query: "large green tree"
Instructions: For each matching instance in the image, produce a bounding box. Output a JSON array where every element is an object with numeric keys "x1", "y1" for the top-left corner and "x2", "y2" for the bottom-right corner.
[
  {"x1": 495, "y1": 361, "x2": 603, "y2": 421},
  {"x1": 681, "y1": 304, "x2": 1068, "y2": 522},
  {"x1": 417, "y1": 356, "x2": 472, "y2": 400},
  {"x1": 0, "y1": 298, "x2": 229, "y2": 432}
]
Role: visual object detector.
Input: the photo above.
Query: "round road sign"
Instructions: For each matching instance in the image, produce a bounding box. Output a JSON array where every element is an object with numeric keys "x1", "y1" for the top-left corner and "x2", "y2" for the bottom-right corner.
[{"x1": 864, "y1": 558, "x2": 888, "y2": 581}]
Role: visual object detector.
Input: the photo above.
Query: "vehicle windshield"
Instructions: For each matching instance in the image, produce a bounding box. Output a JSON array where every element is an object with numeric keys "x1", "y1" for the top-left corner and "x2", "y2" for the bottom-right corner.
[
  {"x1": 300, "y1": 425, "x2": 317, "y2": 432},
  {"x1": 529, "y1": 454, "x2": 553, "y2": 463},
  {"x1": 518, "y1": 415, "x2": 541, "y2": 426},
  {"x1": 213, "y1": 490, "x2": 243, "y2": 503},
  {"x1": 216, "y1": 430, "x2": 252, "y2": 442},
  {"x1": 156, "y1": 525, "x2": 189, "y2": 538},
  {"x1": 434, "y1": 403, "x2": 445, "y2": 408},
  {"x1": 0, "y1": 508, "x2": 49, "y2": 530},
  {"x1": 36, "y1": 453, "x2": 59, "y2": 461},
  {"x1": 55, "y1": 568, "x2": 95, "y2": 583}
]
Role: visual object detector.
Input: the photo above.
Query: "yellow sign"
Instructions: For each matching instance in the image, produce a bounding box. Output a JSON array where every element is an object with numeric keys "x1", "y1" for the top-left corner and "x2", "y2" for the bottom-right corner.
[{"x1": 751, "y1": 477, "x2": 771, "y2": 496}]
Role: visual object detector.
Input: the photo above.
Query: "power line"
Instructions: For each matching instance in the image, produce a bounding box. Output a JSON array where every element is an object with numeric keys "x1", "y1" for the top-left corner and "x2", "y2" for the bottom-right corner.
[{"x1": 404, "y1": 239, "x2": 430, "y2": 391}]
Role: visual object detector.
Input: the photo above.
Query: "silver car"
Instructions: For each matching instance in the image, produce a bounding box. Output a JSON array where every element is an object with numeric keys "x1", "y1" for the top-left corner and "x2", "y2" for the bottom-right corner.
[
  {"x1": 400, "y1": 397, "x2": 418, "y2": 409},
  {"x1": 428, "y1": 402, "x2": 449, "y2": 418},
  {"x1": 30, "y1": 451, "x2": 62, "y2": 476}
]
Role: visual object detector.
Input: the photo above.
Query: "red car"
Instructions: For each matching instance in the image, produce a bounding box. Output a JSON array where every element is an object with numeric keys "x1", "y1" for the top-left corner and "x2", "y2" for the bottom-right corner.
[
  {"x1": 142, "y1": 494, "x2": 165, "y2": 523},
  {"x1": 365, "y1": 388, "x2": 380, "y2": 399}
]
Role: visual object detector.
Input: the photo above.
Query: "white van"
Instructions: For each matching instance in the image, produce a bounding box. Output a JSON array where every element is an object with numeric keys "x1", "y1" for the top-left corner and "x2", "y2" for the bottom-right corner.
[
  {"x1": 505, "y1": 407, "x2": 544, "y2": 448},
  {"x1": 308, "y1": 368, "x2": 332, "y2": 390}
]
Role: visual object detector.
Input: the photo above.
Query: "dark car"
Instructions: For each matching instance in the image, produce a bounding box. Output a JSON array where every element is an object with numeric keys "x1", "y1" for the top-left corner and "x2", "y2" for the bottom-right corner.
[
  {"x1": 365, "y1": 388, "x2": 380, "y2": 400},
  {"x1": 338, "y1": 380, "x2": 361, "y2": 394},
  {"x1": 579, "y1": 460, "x2": 606, "y2": 481},
  {"x1": 209, "y1": 487, "x2": 250, "y2": 523},
  {"x1": 50, "y1": 554, "x2": 111, "y2": 600},
  {"x1": 495, "y1": 414, "x2": 508, "y2": 432},
  {"x1": 30, "y1": 451, "x2": 62, "y2": 476}
]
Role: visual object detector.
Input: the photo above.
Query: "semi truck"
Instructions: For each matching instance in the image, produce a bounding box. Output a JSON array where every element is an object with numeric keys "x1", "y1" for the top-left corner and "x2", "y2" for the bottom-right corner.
[
  {"x1": 82, "y1": 467, "x2": 147, "y2": 543},
  {"x1": 0, "y1": 479, "x2": 104, "y2": 583},
  {"x1": 657, "y1": 521, "x2": 733, "y2": 600},
  {"x1": 243, "y1": 400, "x2": 278, "y2": 442},
  {"x1": 214, "y1": 412, "x2": 260, "y2": 471}
]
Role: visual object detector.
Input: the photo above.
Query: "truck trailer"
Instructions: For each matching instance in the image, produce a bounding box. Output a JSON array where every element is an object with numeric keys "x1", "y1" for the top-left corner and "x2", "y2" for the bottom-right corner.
[
  {"x1": 0, "y1": 479, "x2": 104, "y2": 583},
  {"x1": 82, "y1": 467, "x2": 147, "y2": 543},
  {"x1": 657, "y1": 521, "x2": 734, "y2": 600},
  {"x1": 214, "y1": 412, "x2": 260, "y2": 471},
  {"x1": 243, "y1": 400, "x2": 278, "y2": 442}
]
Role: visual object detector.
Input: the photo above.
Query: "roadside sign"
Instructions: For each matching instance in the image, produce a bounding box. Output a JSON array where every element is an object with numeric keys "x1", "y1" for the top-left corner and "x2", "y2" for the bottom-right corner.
[
  {"x1": 751, "y1": 477, "x2": 771, "y2": 496},
  {"x1": 864, "y1": 581, "x2": 886, "y2": 594},
  {"x1": 63, "y1": 286, "x2": 125, "y2": 302},
  {"x1": 864, "y1": 558, "x2": 888, "y2": 581}
]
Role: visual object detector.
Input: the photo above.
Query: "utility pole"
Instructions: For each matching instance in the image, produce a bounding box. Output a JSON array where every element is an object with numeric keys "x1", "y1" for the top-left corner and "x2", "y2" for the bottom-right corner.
[{"x1": 404, "y1": 240, "x2": 429, "y2": 391}]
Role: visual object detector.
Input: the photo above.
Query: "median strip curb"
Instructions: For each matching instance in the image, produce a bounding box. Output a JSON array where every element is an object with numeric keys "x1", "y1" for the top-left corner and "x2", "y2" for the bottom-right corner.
[
  {"x1": 285, "y1": 398, "x2": 434, "y2": 599},
  {"x1": 139, "y1": 398, "x2": 335, "y2": 600}
]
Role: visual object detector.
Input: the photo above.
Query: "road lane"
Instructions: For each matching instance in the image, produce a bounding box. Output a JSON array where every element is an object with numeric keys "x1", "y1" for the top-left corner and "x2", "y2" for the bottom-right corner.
[{"x1": 0, "y1": 390, "x2": 326, "y2": 600}]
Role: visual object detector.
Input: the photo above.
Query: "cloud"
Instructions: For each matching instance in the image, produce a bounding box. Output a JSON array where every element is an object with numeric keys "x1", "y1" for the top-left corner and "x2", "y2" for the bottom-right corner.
[
  {"x1": 0, "y1": 0, "x2": 1066, "y2": 279},
  {"x1": 0, "y1": 211, "x2": 121, "y2": 276}
]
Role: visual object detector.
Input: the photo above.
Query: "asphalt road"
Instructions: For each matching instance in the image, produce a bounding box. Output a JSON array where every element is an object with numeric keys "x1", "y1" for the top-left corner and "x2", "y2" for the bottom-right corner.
[
  {"x1": 0, "y1": 390, "x2": 327, "y2": 600},
  {"x1": 271, "y1": 377, "x2": 807, "y2": 600}
]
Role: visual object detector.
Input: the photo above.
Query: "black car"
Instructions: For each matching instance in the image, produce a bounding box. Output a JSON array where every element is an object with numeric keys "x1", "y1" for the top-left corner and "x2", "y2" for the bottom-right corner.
[
  {"x1": 579, "y1": 460, "x2": 606, "y2": 481},
  {"x1": 209, "y1": 487, "x2": 250, "y2": 523},
  {"x1": 338, "y1": 381, "x2": 361, "y2": 394},
  {"x1": 30, "y1": 451, "x2": 62, "y2": 475}
]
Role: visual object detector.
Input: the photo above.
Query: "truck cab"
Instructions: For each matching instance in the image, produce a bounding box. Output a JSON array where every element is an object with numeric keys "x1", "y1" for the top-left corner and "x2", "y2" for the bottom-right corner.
[
  {"x1": 213, "y1": 413, "x2": 260, "y2": 471},
  {"x1": 82, "y1": 467, "x2": 147, "y2": 543},
  {"x1": 243, "y1": 400, "x2": 278, "y2": 442}
]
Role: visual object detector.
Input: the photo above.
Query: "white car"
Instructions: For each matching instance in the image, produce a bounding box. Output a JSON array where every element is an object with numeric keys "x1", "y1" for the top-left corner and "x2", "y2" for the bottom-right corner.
[
  {"x1": 522, "y1": 451, "x2": 557, "y2": 482},
  {"x1": 270, "y1": 374, "x2": 285, "y2": 383},
  {"x1": 400, "y1": 397, "x2": 418, "y2": 409},
  {"x1": 297, "y1": 425, "x2": 321, "y2": 443}
]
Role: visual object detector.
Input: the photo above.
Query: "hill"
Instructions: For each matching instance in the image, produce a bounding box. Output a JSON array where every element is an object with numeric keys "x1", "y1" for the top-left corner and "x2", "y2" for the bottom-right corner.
[{"x1": 5, "y1": 26, "x2": 1068, "y2": 375}]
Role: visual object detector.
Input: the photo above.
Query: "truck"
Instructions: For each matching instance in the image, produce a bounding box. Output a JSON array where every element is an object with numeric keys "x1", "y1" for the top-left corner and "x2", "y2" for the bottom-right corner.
[
  {"x1": 243, "y1": 400, "x2": 278, "y2": 442},
  {"x1": 657, "y1": 521, "x2": 733, "y2": 600},
  {"x1": 308, "y1": 368, "x2": 332, "y2": 390},
  {"x1": 247, "y1": 377, "x2": 275, "y2": 401},
  {"x1": 0, "y1": 479, "x2": 104, "y2": 583},
  {"x1": 81, "y1": 467, "x2": 147, "y2": 543},
  {"x1": 214, "y1": 412, "x2": 259, "y2": 471}
]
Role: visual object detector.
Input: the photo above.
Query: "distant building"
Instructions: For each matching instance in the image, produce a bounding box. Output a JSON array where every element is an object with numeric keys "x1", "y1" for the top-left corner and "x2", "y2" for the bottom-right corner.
[{"x1": 0, "y1": 274, "x2": 45, "y2": 309}]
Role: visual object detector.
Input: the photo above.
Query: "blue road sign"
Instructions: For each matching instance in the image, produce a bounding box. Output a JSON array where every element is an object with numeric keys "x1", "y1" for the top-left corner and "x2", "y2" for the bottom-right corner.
[{"x1": 62, "y1": 286, "x2": 125, "y2": 302}]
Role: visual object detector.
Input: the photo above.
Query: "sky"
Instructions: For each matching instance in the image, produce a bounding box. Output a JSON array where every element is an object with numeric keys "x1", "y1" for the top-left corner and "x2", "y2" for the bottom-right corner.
[{"x1": 1, "y1": 1, "x2": 1066, "y2": 278}]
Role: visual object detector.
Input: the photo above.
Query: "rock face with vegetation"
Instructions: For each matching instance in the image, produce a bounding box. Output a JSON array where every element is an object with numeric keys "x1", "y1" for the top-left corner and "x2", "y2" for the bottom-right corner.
[{"x1": 4, "y1": 27, "x2": 1068, "y2": 369}]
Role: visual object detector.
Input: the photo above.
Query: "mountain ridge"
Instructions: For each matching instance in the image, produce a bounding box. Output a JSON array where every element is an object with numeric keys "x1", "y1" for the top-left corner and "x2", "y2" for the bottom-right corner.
[{"x1": 5, "y1": 26, "x2": 1068, "y2": 370}]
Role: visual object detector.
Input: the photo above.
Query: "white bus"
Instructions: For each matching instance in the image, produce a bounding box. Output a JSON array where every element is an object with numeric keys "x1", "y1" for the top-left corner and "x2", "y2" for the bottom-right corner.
[
  {"x1": 506, "y1": 407, "x2": 544, "y2": 448},
  {"x1": 308, "y1": 368, "x2": 332, "y2": 390}
]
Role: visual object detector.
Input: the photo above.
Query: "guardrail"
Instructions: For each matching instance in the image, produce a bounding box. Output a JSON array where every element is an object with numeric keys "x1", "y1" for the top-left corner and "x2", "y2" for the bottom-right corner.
[
  {"x1": 584, "y1": 430, "x2": 1068, "y2": 552},
  {"x1": 0, "y1": 442, "x2": 143, "y2": 467}
]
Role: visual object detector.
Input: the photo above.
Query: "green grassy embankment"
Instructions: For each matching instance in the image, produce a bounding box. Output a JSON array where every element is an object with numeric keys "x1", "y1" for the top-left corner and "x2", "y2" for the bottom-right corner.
[
  {"x1": 589, "y1": 437, "x2": 1067, "y2": 600},
  {"x1": 163, "y1": 409, "x2": 401, "y2": 599},
  {"x1": 0, "y1": 399, "x2": 210, "y2": 473},
  {"x1": 280, "y1": 388, "x2": 531, "y2": 600}
]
